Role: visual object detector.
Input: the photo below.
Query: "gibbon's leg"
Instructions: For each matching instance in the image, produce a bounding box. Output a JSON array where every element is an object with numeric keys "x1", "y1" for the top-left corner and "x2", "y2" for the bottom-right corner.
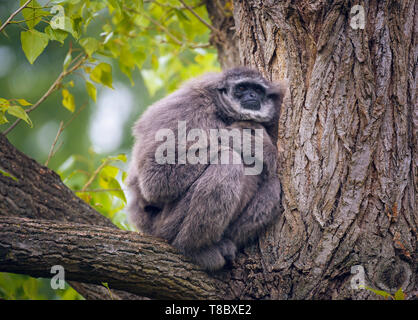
[{"x1": 188, "y1": 245, "x2": 227, "y2": 271}]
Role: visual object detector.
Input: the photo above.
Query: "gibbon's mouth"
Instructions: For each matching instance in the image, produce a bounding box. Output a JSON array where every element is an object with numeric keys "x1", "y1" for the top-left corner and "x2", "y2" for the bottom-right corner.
[{"x1": 241, "y1": 100, "x2": 261, "y2": 110}]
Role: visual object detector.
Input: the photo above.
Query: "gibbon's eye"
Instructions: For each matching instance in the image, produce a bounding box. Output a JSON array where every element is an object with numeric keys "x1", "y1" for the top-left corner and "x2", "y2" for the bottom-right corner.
[
  {"x1": 237, "y1": 85, "x2": 246, "y2": 92},
  {"x1": 255, "y1": 86, "x2": 265, "y2": 95}
]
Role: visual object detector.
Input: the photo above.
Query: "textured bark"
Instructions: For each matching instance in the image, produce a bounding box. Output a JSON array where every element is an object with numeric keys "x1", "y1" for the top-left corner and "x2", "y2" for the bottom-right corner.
[
  {"x1": 0, "y1": 217, "x2": 225, "y2": 299},
  {"x1": 207, "y1": 0, "x2": 417, "y2": 299}
]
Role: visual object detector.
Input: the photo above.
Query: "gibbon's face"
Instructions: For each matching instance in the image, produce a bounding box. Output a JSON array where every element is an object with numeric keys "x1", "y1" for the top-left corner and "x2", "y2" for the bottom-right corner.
[
  {"x1": 232, "y1": 81, "x2": 266, "y2": 111},
  {"x1": 217, "y1": 77, "x2": 276, "y2": 123}
]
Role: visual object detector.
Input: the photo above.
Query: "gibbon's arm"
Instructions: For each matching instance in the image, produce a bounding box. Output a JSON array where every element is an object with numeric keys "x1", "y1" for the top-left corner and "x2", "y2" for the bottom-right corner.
[
  {"x1": 226, "y1": 176, "x2": 282, "y2": 248},
  {"x1": 136, "y1": 155, "x2": 209, "y2": 204}
]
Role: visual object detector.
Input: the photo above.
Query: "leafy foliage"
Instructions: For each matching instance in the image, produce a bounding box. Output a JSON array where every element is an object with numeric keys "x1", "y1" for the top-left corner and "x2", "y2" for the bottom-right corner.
[
  {"x1": 1, "y1": 0, "x2": 219, "y2": 129},
  {"x1": 0, "y1": 0, "x2": 219, "y2": 300}
]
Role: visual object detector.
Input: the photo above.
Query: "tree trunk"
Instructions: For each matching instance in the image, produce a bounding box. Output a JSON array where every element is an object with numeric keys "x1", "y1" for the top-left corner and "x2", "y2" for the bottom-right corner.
[{"x1": 207, "y1": 0, "x2": 417, "y2": 299}]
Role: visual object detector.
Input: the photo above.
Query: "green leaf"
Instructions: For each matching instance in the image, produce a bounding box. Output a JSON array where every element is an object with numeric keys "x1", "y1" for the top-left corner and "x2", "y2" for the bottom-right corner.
[
  {"x1": 16, "y1": 99, "x2": 32, "y2": 106},
  {"x1": 99, "y1": 165, "x2": 126, "y2": 204},
  {"x1": 100, "y1": 165, "x2": 119, "y2": 179},
  {"x1": 7, "y1": 105, "x2": 33, "y2": 127},
  {"x1": 0, "y1": 112, "x2": 8, "y2": 125},
  {"x1": 85, "y1": 81, "x2": 97, "y2": 102},
  {"x1": 101, "y1": 282, "x2": 113, "y2": 300},
  {"x1": 174, "y1": 9, "x2": 190, "y2": 22},
  {"x1": 0, "y1": 98, "x2": 9, "y2": 111},
  {"x1": 115, "y1": 154, "x2": 127, "y2": 162},
  {"x1": 51, "y1": 15, "x2": 78, "y2": 39},
  {"x1": 133, "y1": 50, "x2": 147, "y2": 69},
  {"x1": 151, "y1": 54, "x2": 159, "y2": 70},
  {"x1": 106, "y1": 154, "x2": 127, "y2": 163},
  {"x1": 0, "y1": 169, "x2": 18, "y2": 182},
  {"x1": 364, "y1": 287, "x2": 393, "y2": 299},
  {"x1": 119, "y1": 47, "x2": 135, "y2": 84},
  {"x1": 90, "y1": 63, "x2": 113, "y2": 89},
  {"x1": 80, "y1": 37, "x2": 101, "y2": 56},
  {"x1": 62, "y1": 89, "x2": 75, "y2": 112},
  {"x1": 108, "y1": 178, "x2": 126, "y2": 203},
  {"x1": 77, "y1": 193, "x2": 92, "y2": 204},
  {"x1": 44, "y1": 25, "x2": 68, "y2": 44},
  {"x1": 21, "y1": 0, "x2": 49, "y2": 29},
  {"x1": 21, "y1": 30, "x2": 49, "y2": 64},
  {"x1": 100, "y1": 177, "x2": 126, "y2": 204},
  {"x1": 394, "y1": 288, "x2": 405, "y2": 300}
]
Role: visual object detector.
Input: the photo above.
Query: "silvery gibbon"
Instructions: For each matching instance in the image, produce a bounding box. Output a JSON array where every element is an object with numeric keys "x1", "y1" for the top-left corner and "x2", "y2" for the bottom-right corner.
[{"x1": 127, "y1": 67, "x2": 286, "y2": 271}]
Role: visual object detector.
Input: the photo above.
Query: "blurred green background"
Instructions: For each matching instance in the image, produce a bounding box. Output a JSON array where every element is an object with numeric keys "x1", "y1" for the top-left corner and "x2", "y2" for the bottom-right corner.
[{"x1": 0, "y1": 0, "x2": 220, "y2": 299}]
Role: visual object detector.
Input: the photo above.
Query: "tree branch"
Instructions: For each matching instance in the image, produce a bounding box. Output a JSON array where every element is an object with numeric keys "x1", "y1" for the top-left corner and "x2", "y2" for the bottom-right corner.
[
  {"x1": 0, "y1": 216, "x2": 225, "y2": 299},
  {"x1": 0, "y1": 0, "x2": 32, "y2": 34}
]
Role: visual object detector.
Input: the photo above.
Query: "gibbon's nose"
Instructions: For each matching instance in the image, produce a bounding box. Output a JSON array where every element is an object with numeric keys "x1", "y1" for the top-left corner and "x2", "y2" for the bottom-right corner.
[{"x1": 249, "y1": 91, "x2": 257, "y2": 98}]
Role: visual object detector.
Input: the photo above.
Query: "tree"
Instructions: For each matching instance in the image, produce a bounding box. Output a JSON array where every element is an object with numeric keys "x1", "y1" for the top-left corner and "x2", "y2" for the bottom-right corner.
[
  {"x1": 0, "y1": 0, "x2": 416, "y2": 300},
  {"x1": 206, "y1": 0, "x2": 417, "y2": 299}
]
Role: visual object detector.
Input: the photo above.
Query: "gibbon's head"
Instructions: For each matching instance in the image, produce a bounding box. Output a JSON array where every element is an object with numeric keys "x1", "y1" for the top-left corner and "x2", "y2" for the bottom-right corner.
[{"x1": 215, "y1": 67, "x2": 286, "y2": 124}]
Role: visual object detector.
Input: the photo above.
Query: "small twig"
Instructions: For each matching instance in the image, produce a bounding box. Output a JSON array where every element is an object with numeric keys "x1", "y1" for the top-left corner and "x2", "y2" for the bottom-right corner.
[
  {"x1": 80, "y1": 160, "x2": 110, "y2": 192},
  {"x1": 0, "y1": 0, "x2": 32, "y2": 34},
  {"x1": 2, "y1": 53, "x2": 88, "y2": 136},
  {"x1": 178, "y1": 0, "x2": 222, "y2": 36},
  {"x1": 45, "y1": 121, "x2": 64, "y2": 166},
  {"x1": 44, "y1": 102, "x2": 88, "y2": 166},
  {"x1": 45, "y1": 103, "x2": 87, "y2": 167},
  {"x1": 60, "y1": 101, "x2": 88, "y2": 132}
]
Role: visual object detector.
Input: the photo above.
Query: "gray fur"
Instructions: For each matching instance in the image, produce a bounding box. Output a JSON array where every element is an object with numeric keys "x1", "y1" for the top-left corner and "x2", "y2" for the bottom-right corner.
[{"x1": 127, "y1": 67, "x2": 286, "y2": 271}]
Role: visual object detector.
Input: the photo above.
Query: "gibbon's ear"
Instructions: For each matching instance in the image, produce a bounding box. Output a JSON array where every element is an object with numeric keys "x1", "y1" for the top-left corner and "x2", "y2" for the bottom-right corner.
[{"x1": 215, "y1": 78, "x2": 228, "y2": 94}]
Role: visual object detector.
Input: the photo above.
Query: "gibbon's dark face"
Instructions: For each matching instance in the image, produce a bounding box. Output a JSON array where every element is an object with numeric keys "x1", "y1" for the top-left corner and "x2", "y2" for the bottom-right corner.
[
  {"x1": 216, "y1": 68, "x2": 281, "y2": 123},
  {"x1": 233, "y1": 82, "x2": 266, "y2": 111}
]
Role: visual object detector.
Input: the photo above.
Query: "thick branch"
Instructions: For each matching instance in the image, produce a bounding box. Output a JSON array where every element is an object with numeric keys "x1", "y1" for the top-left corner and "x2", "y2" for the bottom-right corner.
[{"x1": 0, "y1": 216, "x2": 226, "y2": 299}]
